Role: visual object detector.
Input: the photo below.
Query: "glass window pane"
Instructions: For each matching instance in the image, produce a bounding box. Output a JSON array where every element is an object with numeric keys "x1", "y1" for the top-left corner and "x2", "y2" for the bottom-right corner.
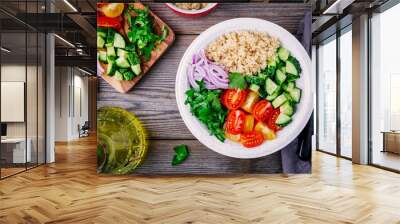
[
  {"x1": 340, "y1": 28, "x2": 352, "y2": 158},
  {"x1": 27, "y1": 31, "x2": 38, "y2": 169},
  {"x1": 1, "y1": 31, "x2": 27, "y2": 177},
  {"x1": 371, "y1": 3, "x2": 400, "y2": 171},
  {"x1": 318, "y1": 37, "x2": 337, "y2": 154}
]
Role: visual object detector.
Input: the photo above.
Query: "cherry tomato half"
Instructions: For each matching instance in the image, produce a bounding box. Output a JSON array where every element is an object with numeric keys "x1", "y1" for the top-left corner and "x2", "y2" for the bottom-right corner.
[
  {"x1": 225, "y1": 110, "x2": 246, "y2": 135},
  {"x1": 97, "y1": 16, "x2": 121, "y2": 29},
  {"x1": 221, "y1": 89, "x2": 248, "y2": 110},
  {"x1": 240, "y1": 131, "x2": 264, "y2": 148},
  {"x1": 252, "y1": 100, "x2": 273, "y2": 122},
  {"x1": 101, "y1": 3, "x2": 125, "y2": 18},
  {"x1": 267, "y1": 109, "x2": 283, "y2": 132}
]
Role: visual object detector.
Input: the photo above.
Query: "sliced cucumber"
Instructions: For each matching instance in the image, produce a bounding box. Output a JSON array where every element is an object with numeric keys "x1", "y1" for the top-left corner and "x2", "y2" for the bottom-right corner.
[
  {"x1": 280, "y1": 102, "x2": 294, "y2": 116},
  {"x1": 106, "y1": 28, "x2": 115, "y2": 45},
  {"x1": 123, "y1": 71, "x2": 135, "y2": 81},
  {"x1": 115, "y1": 57, "x2": 130, "y2": 68},
  {"x1": 288, "y1": 87, "x2": 301, "y2": 103},
  {"x1": 278, "y1": 47, "x2": 290, "y2": 61},
  {"x1": 98, "y1": 51, "x2": 107, "y2": 63},
  {"x1": 97, "y1": 36, "x2": 105, "y2": 48},
  {"x1": 267, "y1": 55, "x2": 278, "y2": 67},
  {"x1": 258, "y1": 73, "x2": 267, "y2": 80},
  {"x1": 249, "y1": 84, "x2": 260, "y2": 93},
  {"x1": 284, "y1": 92, "x2": 293, "y2": 103},
  {"x1": 105, "y1": 42, "x2": 113, "y2": 48},
  {"x1": 286, "y1": 73, "x2": 300, "y2": 82},
  {"x1": 107, "y1": 46, "x2": 116, "y2": 58},
  {"x1": 117, "y1": 49, "x2": 129, "y2": 59},
  {"x1": 131, "y1": 64, "x2": 141, "y2": 75},
  {"x1": 106, "y1": 61, "x2": 116, "y2": 76},
  {"x1": 275, "y1": 69, "x2": 287, "y2": 85},
  {"x1": 97, "y1": 28, "x2": 107, "y2": 38},
  {"x1": 266, "y1": 91, "x2": 280, "y2": 101},
  {"x1": 113, "y1": 33, "x2": 126, "y2": 49},
  {"x1": 282, "y1": 82, "x2": 295, "y2": 92},
  {"x1": 275, "y1": 113, "x2": 292, "y2": 126},
  {"x1": 272, "y1": 94, "x2": 287, "y2": 108},
  {"x1": 286, "y1": 60, "x2": 298, "y2": 76},
  {"x1": 114, "y1": 70, "x2": 124, "y2": 81},
  {"x1": 266, "y1": 78, "x2": 278, "y2": 95}
]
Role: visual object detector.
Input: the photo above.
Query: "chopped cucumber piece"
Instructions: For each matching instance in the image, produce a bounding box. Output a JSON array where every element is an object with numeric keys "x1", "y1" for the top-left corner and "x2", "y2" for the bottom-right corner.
[
  {"x1": 113, "y1": 33, "x2": 126, "y2": 49},
  {"x1": 272, "y1": 94, "x2": 287, "y2": 108},
  {"x1": 106, "y1": 61, "x2": 116, "y2": 76},
  {"x1": 97, "y1": 28, "x2": 107, "y2": 38},
  {"x1": 266, "y1": 91, "x2": 280, "y2": 101},
  {"x1": 107, "y1": 46, "x2": 116, "y2": 57},
  {"x1": 286, "y1": 73, "x2": 300, "y2": 82},
  {"x1": 280, "y1": 102, "x2": 294, "y2": 116},
  {"x1": 114, "y1": 70, "x2": 124, "y2": 81},
  {"x1": 249, "y1": 84, "x2": 260, "y2": 93},
  {"x1": 275, "y1": 69, "x2": 287, "y2": 85},
  {"x1": 258, "y1": 73, "x2": 267, "y2": 80},
  {"x1": 284, "y1": 92, "x2": 293, "y2": 103},
  {"x1": 123, "y1": 71, "x2": 135, "y2": 80},
  {"x1": 267, "y1": 55, "x2": 277, "y2": 67},
  {"x1": 275, "y1": 113, "x2": 292, "y2": 126},
  {"x1": 131, "y1": 64, "x2": 141, "y2": 75},
  {"x1": 278, "y1": 47, "x2": 290, "y2": 61},
  {"x1": 98, "y1": 51, "x2": 107, "y2": 63},
  {"x1": 105, "y1": 42, "x2": 113, "y2": 48},
  {"x1": 288, "y1": 87, "x2": 301, "y2": 103},
  {"x1": 117, "y1": 49, "x2": 129, "y2": 59},
  {"x1": 286, "y1": 60, "x2": 298, "y2": 76},
  {"x1": 266, "y1": 78, "x2": 278, "y2": 95},
  {"x1": 106, "y1": 28, "x2": 115, "y2": 45},
  {"x1": 282, "y1": 82, "x2": 295, "y2": 92},
  {"x1": 97, "y1": 36, "x2": 105, "y2": 48},
  {"x1": 115, "y1": 57, "x2": 130, "y2": 68}
]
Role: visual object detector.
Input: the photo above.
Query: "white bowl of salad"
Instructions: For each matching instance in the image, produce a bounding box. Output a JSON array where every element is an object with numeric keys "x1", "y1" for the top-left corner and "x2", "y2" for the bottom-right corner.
[{"x1": 176, "y1": 18, "x2": 313, "y2": 159}]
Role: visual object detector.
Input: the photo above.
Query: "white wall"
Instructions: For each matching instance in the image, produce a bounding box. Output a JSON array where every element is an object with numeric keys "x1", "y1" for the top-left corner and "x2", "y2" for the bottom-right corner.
[{"x1": 54, "y1": 67, "x2": 89, "y2": 141}]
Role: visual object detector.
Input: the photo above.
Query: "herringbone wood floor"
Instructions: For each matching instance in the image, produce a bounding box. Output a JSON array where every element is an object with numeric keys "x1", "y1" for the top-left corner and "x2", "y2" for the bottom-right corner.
[{"x1": 1, "y1": 136, "x2": 400, "y2": 224}]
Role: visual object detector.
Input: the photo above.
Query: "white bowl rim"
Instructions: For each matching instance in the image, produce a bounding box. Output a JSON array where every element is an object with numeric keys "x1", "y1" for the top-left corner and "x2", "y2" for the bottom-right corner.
[
  {"x1": 165, "y1": 3, "x2": 218, "y2": 14},
  {"x1": 175, "y1": 18, "x2": 313, "y2": 159}
]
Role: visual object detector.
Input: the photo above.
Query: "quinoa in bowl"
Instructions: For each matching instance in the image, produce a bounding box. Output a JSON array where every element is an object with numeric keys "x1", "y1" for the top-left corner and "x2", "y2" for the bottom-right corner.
[{"x1": 205, "y1": 31, "x2": 280, "y2": 75}]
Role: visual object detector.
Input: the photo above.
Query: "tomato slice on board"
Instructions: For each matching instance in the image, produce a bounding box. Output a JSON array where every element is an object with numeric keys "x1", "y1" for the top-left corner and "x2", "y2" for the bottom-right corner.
[
  {"x1": 267, "y1": 109, "x2": 283, "y2": 132},
  {"x1": 252, "y1": 100, "x2": 273, "y2": 122},
  {"x1": 97, "y1": 16, "x2": 121, "y2": 29},
  {"x1": 225, "y1": 110, "x2": 246, "y2": 135},
  {"x1": 240, "y1": 131, "x2": 264, "y2": 148},
  {"x1": 100, "y1": 3, "x2": 125, "y2": 18},
  {"x1": 221, "y1": 89, "x2": 248, "y2": 110}
]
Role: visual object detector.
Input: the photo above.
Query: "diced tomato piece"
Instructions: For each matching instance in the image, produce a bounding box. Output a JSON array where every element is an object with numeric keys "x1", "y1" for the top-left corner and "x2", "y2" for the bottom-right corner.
[
  {"x1": 225, "y1": 110, "x2": 246, "y2": 135},
  {"x1": 252, "y1": 100, "x2": 273, "y2": 122},
  {"x1": 240, "y1": 131, "x2": 264, "y2": 148},
  {"x1": 221, "y1": 89, "x2": 248, "y2": 110}
]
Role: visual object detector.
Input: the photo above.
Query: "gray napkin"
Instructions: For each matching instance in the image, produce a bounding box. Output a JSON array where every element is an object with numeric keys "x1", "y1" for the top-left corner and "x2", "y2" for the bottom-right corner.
[{"x1": 280, "y1": 11, "x2": 313, "y2": 174}]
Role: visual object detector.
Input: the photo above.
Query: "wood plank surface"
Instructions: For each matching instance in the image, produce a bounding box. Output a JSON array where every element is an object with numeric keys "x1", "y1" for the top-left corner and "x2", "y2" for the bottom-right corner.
[
  {"x1": 2, "y1": 137, "x2": 400, "y2": 223},
  {"x1": 97, "y1": 3, "x2": 310, "y2": 174},
  {"x1": 134, "y1": 140, "x2": 282, "y2": 174}
]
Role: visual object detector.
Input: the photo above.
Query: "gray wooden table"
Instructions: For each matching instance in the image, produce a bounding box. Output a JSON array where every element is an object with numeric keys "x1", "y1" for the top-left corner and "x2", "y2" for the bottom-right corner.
[{"x1": 97, "y1": 3, "x2": 310, "y2": 175}]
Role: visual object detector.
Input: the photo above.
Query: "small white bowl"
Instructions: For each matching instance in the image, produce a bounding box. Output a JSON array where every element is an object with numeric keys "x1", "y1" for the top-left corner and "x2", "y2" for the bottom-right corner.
[{"x1": 165, "y1": 3, "x2": 218, "y2": 17}]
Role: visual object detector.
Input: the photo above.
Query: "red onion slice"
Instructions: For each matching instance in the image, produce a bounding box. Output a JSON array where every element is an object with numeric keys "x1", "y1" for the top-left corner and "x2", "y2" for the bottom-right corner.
[{"x1": 187, "y1": 50, "x2": 229, "y2": 90}]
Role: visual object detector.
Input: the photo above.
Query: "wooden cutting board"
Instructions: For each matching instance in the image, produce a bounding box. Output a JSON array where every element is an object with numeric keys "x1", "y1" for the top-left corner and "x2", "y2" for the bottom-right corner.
[{"x1": 99, "y1": 3, "x2": 175, "y2": 93}]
